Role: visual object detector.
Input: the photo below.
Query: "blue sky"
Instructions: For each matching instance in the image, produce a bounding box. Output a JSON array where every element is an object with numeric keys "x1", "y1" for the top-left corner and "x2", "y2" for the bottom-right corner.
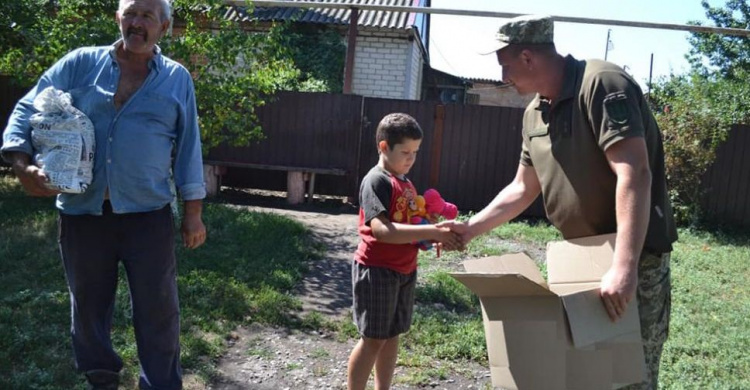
[{"x1": 429, "y1": 0, "x2": 721, "y2": 88}]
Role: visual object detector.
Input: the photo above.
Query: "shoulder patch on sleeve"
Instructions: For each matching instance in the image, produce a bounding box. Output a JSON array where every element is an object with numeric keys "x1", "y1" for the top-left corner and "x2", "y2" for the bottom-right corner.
[{"x1": 603, "y1": 92, "x2": 630, "y2": 125}]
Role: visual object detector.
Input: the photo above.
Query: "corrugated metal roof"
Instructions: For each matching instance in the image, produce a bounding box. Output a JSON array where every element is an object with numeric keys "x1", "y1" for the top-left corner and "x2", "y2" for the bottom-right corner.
[
  {"x1": 224, "y1": 0, "x2": 422, "y2": 31},
  {"x1": 467, "y1": 77, "x2": 504, "y2": 84}
]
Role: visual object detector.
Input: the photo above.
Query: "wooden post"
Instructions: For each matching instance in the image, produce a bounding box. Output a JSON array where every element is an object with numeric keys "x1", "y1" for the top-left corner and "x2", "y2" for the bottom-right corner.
[
  {"x1": 203, "y1": 164, "x2": 221, "y2": 197},
  {"x1": 343, "y1": 7, "x2": 359, "y2": 94},
  {"x1": 306, "y1": 172, "x2": 316, "y2": 203},
  {"x1": 287, "y1": 171, "x2": 306, "y2": 204}
]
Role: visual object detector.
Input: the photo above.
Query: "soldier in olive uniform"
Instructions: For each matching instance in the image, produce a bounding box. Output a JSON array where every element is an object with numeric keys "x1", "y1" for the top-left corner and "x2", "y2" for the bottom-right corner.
[{"x1": 441, "y1": 15, "x2": 677, "y2": 389}]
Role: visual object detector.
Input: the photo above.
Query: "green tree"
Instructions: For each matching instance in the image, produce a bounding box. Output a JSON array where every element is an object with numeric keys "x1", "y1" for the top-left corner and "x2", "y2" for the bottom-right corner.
[
  {"x1": 0, "y1": 0, "x2": 336, "y2": 152},
  {"x1": 166, "y1": 0, "x2": 307, "y2": 151},
  {"x1": 0, "y1": 0, "x2": 119, "y2": 86},
  {"x1": 687, "y1": 0, "x2": 750, "y2": 79},
  {"x1": 0, "y1": 0, "x2": 45, "y2": 53},
  {"x1": 652, "y1": 0, "x2": 750, "y2": 225},
  {"x1": 276, "y1": 22, "x2": 346, "y2": 93},
  {"x1": 651, "y1": 74, "x2": 750, "y2": 224}
]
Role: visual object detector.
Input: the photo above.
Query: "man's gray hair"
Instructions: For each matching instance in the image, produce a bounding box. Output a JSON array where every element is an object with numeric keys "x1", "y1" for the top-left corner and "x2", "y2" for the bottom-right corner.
[{"x1": 119, "y1": 0, "x2": 172, "y2": 22}]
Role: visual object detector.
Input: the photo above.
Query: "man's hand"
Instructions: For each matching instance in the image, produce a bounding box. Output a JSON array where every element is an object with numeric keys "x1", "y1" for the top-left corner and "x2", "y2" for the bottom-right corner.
[
  {"x1": 433, "y1": 227, "x2": 463, "y2": 251},
  {"x1": 600, "y1": 265, "x2": 638, "y2": 322},
  {"x1": 436, "y1": 220, "x2": 472, "y2": 248},
  {"x1": 181, "y1": 200, "x2": 206, "y2": 249},
  {"x1": 9, "y1": 153, "x2": 59, "y2": 197},
  {"x1": 181, "y1": 213, "x2": 206, "y2": 249}
]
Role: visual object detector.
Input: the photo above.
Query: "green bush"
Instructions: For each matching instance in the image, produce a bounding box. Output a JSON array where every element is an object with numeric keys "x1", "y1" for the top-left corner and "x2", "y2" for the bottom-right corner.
[
  {"x1": 655, "y1": 0, "x2": 750, "y2": 226},
  {"x1": 651, "y1": 72, "x2": 750, "y2": 225}
]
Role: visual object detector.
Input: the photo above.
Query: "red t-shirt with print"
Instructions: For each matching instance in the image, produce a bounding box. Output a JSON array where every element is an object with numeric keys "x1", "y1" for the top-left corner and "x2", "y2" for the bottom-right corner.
[{"x1": 354, "y1": 166, "x2": 419, "y2": 274}]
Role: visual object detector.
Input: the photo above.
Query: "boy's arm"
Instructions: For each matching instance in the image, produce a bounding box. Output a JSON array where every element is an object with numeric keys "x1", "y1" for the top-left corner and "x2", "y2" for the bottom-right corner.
[{"x1": 370, "y1": 214, "x2": 462, "y2": 249}]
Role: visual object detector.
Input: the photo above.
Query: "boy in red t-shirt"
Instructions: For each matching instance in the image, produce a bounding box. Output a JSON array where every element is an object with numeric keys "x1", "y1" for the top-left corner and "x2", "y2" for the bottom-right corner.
[{"x1": 347, "y1": 113, "x2": 461, "y2": 390}]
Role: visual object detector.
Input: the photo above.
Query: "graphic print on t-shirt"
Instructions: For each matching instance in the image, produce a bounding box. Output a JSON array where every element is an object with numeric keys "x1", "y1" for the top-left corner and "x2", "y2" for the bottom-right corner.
[{"x1": 392, "y1": 186, "x2": 418, "y2": 224}]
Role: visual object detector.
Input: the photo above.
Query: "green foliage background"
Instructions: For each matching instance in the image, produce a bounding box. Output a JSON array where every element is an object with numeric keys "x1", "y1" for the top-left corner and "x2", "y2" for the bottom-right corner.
[
  {"x1": 0, "y1": 0, "x2": 346, "y2": 153},
  {"x1": 0, "y1": 0, "x2": 119, "y2": 84},
  {"x1": 686, "y1": 0, "x2": 750, "y2": 80},
  {"x1": 652, "y1": 0, "x2": 750, "y2": 226},
  {"x1": 275, "y1": 22, "x2": 346, "y2": 93}
]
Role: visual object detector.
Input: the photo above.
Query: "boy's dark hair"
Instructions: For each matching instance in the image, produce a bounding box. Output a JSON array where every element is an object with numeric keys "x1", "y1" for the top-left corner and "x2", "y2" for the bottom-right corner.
[{"x1": 375, "y1": 113, "x2": 423, "y2": 149}]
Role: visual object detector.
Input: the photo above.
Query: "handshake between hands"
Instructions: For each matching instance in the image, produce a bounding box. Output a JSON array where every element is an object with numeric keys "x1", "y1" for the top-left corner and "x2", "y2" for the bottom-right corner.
[{"x1": 428, "y1": 219, "x2": 474, "y2": 253}]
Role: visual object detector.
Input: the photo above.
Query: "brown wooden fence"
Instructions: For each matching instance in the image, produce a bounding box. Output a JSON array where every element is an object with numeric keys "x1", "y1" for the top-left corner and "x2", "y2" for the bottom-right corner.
[
  {"x1": 0, "y1": 79, "x2": 748, "y2": 226},
  {"x1": 700, "y1": 124, "x2": 750, "y2": 226},
  {"x1": 207, "y1": 92, "x2": 364, "y2": 198},
  {"x1": 211, "y1": 93, "x2": 546, "y2": 216}
]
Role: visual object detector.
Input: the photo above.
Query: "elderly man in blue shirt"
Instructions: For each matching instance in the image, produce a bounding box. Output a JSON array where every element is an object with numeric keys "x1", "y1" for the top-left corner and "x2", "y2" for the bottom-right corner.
[{"x1": 1, "y1": 0, "x2": 205, "y2": 388}]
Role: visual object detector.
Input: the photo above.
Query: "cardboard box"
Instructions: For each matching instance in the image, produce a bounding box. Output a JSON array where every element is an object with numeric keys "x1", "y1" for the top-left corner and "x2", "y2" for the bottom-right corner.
[{"x1": 450, "y1": 234, "x2": 646, "y2": 389}]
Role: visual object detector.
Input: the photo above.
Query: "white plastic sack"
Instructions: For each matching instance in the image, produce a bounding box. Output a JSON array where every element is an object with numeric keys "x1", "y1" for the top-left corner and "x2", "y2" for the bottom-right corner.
[{"x1": 30, "y1": 87, "x2": 95, "y2": 193}]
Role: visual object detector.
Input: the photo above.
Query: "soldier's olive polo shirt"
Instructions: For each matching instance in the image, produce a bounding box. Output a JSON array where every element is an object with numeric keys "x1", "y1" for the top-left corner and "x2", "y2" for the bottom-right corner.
[{"x1": 520, "y1": 55, "x2": 677, "y2": 254}]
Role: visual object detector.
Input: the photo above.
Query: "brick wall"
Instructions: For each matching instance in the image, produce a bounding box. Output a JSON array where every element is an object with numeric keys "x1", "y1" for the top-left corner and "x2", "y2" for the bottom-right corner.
[
  {"x1": 351, "y1": 33, "x2": 422, "y2": 100},
  {"x1": 406, "y1": 38, "x2": 423, "y2": 100}
]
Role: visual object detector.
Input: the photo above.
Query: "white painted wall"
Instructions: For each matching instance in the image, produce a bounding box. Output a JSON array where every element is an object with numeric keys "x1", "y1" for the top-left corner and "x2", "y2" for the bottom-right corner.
[{"x1": 350, "y1": 33, "x2": 423, "y2": 100}]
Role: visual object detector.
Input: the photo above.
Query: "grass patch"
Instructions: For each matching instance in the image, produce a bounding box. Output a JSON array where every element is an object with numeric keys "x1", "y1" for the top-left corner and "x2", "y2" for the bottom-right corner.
[
  {"x1": 659, "y1": 229, "x2": 750, "y2": 389},
  {"x1": 388, "y1": 270, "x2": 487, "y2": 384},
  {"x1": 0, "y1": 174, "x2": 76, "y2": 388},
  {"x1": 395, "y1": 363, "x2": 448, "y2": 386},
  {"x1": 0, "y1": 174, "x2": 319, "y2": 389},
  {"x1": 486, "y1": 217, "x2": 561, "y2": 245},
  {"x1": 298, "y1": 310, "x2": 340, "y2": 333},
  {"x1": 416, "y1": 271, "x2": 479, "y2": 314},
  {"x1": 246, "y1": 340, "x2": 273, "y2": 360},
  {"x1": 312, "y1": 365, "x2": 328, "y2": 377},
  {"x1": 335, "y1": 318, "x2": 360, "y2": 342},
  {"x1": 310, "y1": 347, "x2": 330, "y2": 359},
  {"x1": 402, "y1": 305, "x2": 485, "y2": 363}
]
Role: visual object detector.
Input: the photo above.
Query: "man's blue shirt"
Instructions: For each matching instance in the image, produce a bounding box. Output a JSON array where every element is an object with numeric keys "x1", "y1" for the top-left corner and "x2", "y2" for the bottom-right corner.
[{"x1": 2, "y1": 41, "x2": 206, "y2": 215}]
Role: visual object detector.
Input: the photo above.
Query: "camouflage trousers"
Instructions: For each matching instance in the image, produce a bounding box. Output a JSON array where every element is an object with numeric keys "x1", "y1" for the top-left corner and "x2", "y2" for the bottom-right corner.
[{"x1": 622, "y1": 251, "x2": 672, "y2": 390}]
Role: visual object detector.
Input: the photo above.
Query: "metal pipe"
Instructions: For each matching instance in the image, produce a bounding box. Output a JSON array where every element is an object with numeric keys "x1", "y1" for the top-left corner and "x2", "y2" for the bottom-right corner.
[{"x1": 224, "y1": 1, "x2": 750, "y2": 37}]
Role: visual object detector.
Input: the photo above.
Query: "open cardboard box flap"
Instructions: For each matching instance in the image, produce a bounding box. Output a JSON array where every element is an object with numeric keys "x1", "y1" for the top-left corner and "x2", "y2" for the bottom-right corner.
[
  {"x1": 462, "y1": 253, "x2": 547, "y2": 286},
  {"x1": 546, "y1": 233, "x2": 617, "y2": 285},
  {"x1": 557, "y1": 287, "x2": 640, "y2": 348},
  {"x1": 546, "y1": 233, "x2": 640, "y2": 347},
  {"x1": 452, "y1": 253, "x2": 554, "y2": 298},
  {"x1": 449, "y1": 273, "x2": 556, "y2": 298}
]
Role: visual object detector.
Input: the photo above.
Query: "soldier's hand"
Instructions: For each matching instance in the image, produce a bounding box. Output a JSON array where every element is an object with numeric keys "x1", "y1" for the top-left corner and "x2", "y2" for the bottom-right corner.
[
  {"x1": 436, "y1": 220, "x2": 472, "y2": 248},
  {"x1": 600, "y1": 265, "x2": 638, "y2": 322},
  {"x1": 432, "y1": 227, "x2": 464, "y2": 251}
]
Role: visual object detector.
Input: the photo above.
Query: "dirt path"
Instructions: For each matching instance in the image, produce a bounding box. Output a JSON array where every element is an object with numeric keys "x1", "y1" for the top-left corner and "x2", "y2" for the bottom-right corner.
[{"x1": 206, "y1": 194, "x2": 493, "y2": 390}]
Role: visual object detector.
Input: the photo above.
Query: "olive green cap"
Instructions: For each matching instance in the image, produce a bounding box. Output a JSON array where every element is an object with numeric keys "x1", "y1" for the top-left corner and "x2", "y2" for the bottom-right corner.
[{"x1": 480, "y1": 14, "x2": 554, "y2": 54}]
